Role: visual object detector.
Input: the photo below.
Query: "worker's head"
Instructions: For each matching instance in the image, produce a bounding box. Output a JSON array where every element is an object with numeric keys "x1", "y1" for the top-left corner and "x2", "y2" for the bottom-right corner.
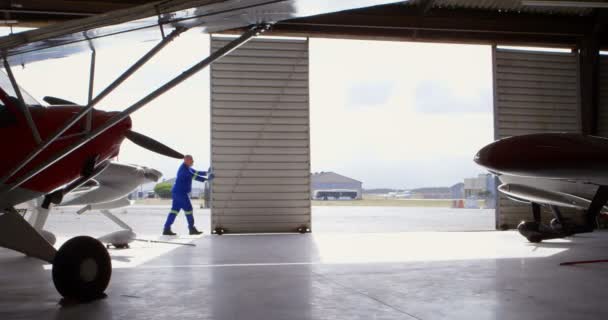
[{"x1": 184, "y1": 155, "x2": 194, "y2": 167}]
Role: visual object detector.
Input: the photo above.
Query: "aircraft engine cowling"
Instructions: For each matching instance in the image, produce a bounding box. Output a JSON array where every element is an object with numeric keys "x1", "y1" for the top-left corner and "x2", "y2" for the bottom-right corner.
[{"x1": 498, "y1": 184, "x2": 592, "y2": 210}]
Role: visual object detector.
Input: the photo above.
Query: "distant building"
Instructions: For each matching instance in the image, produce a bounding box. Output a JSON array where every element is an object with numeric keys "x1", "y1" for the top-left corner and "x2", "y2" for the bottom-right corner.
[
  {"x1": 450, "y1": 183, "x2": 464, "y2": 199},
  {"x1": 464, "y1": 174, "x2": 496, "y2": 198},
  {"x1": 409, "y1": 187, "x2": 452, "y2": 199},
  {"x1": 311, "y1": 172, "x2": 363, "y2": 200}
]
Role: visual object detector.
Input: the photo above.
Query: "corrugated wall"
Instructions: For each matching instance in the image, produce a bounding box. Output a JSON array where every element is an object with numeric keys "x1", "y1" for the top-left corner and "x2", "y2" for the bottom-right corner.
[
  {"x1": 210, "y1": 36, "x2": 311, "y2": 234},
  {"x1": 493, "y1": 47, "x2": 581, "y2": 229},
  {"x1": 597, "y1": 56, "x2": 608, "y2": 137}
]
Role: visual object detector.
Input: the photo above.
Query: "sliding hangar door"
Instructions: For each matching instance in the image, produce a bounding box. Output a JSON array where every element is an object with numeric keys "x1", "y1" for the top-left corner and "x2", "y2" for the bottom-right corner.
[
  {"x1": 209, "y1": 36, "x2": 311, "y2": 234},
  {"x1": 208, "y1": 38, "x2": 605, "y2": 232}
]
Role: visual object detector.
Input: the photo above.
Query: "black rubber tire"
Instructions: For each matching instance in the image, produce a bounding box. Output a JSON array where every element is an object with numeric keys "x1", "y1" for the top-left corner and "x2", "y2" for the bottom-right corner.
[
  {"x1": 526, "y1": 235, "x2": 543, "y2": 243},
  {"x1": 518, "y1": 221, "x2": 543, "y2": 243},
  {"x1": 550, "y1": 218, "x2": 563, "y2": 231},
  {"x1": 52, "y1": 236, "x2": 112, "y2": 301}
]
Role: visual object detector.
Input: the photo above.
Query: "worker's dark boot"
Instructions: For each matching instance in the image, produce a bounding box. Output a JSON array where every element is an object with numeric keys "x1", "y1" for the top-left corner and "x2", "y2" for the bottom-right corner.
[
  {"x1": 189, "y1": 226, "x2": 203, "y2": 235},
  {"x1": 163, "y1": 228, "x2": 177, "y2": 236}
]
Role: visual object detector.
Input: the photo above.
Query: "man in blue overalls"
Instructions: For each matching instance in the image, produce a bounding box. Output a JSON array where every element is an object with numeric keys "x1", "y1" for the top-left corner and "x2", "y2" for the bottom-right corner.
[{"x1": 163, "y1": 155, "x2": 212, "y2": 235}]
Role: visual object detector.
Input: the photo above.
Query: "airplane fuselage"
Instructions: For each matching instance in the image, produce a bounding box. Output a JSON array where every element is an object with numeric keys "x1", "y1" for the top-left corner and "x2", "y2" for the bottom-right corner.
[{"x1": 0, "y1": 88, "x2": 131, "y2": 208}]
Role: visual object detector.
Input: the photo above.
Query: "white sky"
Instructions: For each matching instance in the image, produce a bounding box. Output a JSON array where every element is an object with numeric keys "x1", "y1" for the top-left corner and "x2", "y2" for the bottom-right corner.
[{"x1": 4, "y1": 29, "x2": 493, "y2": 189}]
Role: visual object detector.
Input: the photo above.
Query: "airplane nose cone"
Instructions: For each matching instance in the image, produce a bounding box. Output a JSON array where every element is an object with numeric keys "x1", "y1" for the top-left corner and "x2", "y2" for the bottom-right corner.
[
  {"x1": 474, "y1": 142, "x2": 497, "y2": 169},
  {"x1": 121, "y1": 114, "x2": 132, "y2": 131},
  {"x1": 474, "y1": 133, "x2": 589, "y2": 176},
  {"x1": 474, "y1": 137, "x2": 521, "y2": 173}
]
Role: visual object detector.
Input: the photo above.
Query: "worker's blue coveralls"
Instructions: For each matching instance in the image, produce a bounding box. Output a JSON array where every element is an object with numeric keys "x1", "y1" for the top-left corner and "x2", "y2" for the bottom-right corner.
[{"x1": 163, "y1": 163, "x2": 207, "y2": 231}]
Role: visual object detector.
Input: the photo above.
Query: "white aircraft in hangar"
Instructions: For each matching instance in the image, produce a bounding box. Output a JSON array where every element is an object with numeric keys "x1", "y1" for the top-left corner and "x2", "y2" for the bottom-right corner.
[
  {"x1": 475, "y1": 133, "x2": 608, "y2": 243},
  {"x1": 24, "y1": 161, "x2": 163, "y2": 249},
  {"x1": 0, "y1": 0, "x2": 403, "y2": 301}
]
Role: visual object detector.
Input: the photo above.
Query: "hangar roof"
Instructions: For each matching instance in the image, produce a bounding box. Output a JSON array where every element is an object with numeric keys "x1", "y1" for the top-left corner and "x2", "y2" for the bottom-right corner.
[
  {"x1": 407, "y1": 0, "x2": 595, "y2": 15},
  {"x1": 272, "y1": 1, "x2": 608, "y2": 48},
  {"x1": 312, "y1": 172, "x2": 362, "y2": 185},
  {"x1": 0, "y1": 0, "x2": 601, "y2": 22},
  {"x1": 0, "y1": 1, "x2": 606, "y2": 48}
]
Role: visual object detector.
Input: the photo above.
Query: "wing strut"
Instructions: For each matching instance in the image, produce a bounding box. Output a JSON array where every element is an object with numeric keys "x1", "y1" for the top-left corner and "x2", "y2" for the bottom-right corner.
[
  {"x1": 0, "y1": 27, "x2": 186, "y2": 186},
  {"x1": 5, "y1": 24, "x2": 270, "y2": 192},
  {"x1": 85, "y1": 44, "x2": 96, "y2": 132}
]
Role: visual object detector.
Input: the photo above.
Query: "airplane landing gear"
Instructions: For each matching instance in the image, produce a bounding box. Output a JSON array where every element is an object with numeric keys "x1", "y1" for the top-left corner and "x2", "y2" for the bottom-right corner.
[
  {"x1": 518, "y1": 186, "x2": 608, "y2": 243},
  {"x1": 517, "y1": 219, "x2": 570, "y2": 243},
  {"x1": 517, "y1": 221, "x2": 543, "y2": 243},
  {"x1": 1, "y1": 209, "x2": 111, "y2": 300},
  {"x1": 52, "y1": 236, "x2": 111, "y2": 301}
]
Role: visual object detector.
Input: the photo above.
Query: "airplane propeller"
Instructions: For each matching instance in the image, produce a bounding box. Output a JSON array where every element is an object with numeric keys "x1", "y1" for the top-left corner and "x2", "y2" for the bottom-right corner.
[
  {"x1": 124, "y1": 130, "x2": 184, "y2": 159},
  {"x1": 42, "y1": 95, "x2": 183, "y2": 159},
  {"x1": 43, "y1": 96, "x2": 77, "y2": 105}
]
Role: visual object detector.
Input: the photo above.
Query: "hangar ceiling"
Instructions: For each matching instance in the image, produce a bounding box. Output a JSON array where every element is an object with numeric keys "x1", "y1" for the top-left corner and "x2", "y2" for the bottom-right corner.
[
  {"x1": 272, "y1": 1, "x2": 608, "y2": 48},
  {"x1": 1, "y1": 0, "x2": 607, "y2": 49},
  {"x1": 0, "y1": 1, "x2": 152, "y2": 26}
]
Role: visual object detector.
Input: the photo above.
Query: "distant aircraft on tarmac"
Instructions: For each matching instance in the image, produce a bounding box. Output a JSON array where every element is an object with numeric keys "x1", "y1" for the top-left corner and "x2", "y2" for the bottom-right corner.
[
  {"x1": 387, "y1": 191, "x2": 412, "y2": 199},
  {"x1": 475, "y1": 133, "x2": 608, "y2": 243}
]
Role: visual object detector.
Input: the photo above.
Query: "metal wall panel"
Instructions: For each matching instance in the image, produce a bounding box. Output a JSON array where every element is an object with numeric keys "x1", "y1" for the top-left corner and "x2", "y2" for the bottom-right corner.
[
  {"x1": 493, "y1": 47, "x2": 581, "y2": 229},
  {"x1": 210, "y1": 36, "x2": 310, "y2": 234},
  {"x1": 597, "y1": 56, "x2": 608, "y2": 137}
]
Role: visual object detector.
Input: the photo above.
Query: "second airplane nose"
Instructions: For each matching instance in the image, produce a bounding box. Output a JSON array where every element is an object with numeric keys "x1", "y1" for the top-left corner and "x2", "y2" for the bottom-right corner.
[{"x1": 474, "y1": 142, "x2": 496, "y2": 169}]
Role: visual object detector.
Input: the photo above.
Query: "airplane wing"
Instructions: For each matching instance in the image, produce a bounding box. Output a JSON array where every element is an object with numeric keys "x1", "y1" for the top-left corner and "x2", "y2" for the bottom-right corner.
[
  {"x1": 0, "y1": 0, "x2": 403, "y2": 65},
  {"x1": 60, "y1": 162, "x2": 161, "y2": 206},
  {"x1": 68, "y1": 179, "x2": 101, "y2": 196}
]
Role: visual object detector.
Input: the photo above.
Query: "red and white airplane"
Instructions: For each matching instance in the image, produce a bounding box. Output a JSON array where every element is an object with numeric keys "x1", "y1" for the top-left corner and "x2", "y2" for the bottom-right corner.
[
  {"x1": 475, "y1": 133, "x2": 608, "y2": 243},
  {"x1": 0, "y1": 76, "x2": 183, "y2": 301},
  {"x1": 0, "y1": 0, "x2": 402, "y2": 302}
]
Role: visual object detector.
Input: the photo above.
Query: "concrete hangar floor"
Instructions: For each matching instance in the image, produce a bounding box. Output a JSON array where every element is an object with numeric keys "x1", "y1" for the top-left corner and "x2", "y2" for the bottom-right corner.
[{"x1": 1, "y1": 206, "x2": 608, "y2": 320}]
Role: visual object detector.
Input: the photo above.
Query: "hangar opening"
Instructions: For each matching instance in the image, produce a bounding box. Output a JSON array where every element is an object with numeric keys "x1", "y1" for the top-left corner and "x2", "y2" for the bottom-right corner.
[{"x1": 307, "y1": 38, "x2": 496, "y2": 232}]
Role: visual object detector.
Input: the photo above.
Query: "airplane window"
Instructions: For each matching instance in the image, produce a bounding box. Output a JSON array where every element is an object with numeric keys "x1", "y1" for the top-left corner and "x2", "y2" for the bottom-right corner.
[
  {"x1": 0, "y1": 70, "x2": 42, "y2": 107},
  {"x1": 0, "y1": 103, "x2": 17, "y2": 127}
]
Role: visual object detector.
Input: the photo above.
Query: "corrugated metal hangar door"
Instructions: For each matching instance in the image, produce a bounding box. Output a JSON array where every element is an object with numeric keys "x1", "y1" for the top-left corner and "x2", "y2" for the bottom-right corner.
[
  {"x1": 209, "y1": 36, "x2": 311, "y2": 234},
  {"x1": 493, "y1": 47, "x2": 581, "y2": 229},
  {"x1": 597, "y1": 56, "x2": 608, "y2": 137}
]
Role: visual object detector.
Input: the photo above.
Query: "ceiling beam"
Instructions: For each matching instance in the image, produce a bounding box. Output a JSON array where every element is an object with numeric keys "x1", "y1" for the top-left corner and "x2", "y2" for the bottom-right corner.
[
  {"x1": 0, "y1": 0, "x2": 154, "y2": 27},
  {"x1": 280, "y1": 6, "x2": 592, "y2": 37},
  {"x1": 260, "y1": 24, "x2": 583, "y2": 48},
  {"x1": 0, "y1": 1, "x2": 150, "y2": 14},
  {"x1": 261, "y1": 4, "x2": 600, "y2": 47}
]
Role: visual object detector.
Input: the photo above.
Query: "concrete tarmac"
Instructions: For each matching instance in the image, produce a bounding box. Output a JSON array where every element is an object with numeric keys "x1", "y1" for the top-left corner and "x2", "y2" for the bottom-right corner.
[{"x1": 1, "y1": 206, "x2": 607, "y2": 320}]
